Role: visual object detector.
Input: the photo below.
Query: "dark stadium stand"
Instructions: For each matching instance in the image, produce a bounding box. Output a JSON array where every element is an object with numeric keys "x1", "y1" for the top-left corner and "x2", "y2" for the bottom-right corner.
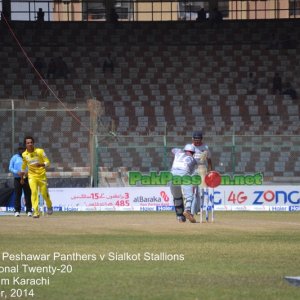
[{"x1": 0, "y1": 19, "x2": 299, "y2": 185}]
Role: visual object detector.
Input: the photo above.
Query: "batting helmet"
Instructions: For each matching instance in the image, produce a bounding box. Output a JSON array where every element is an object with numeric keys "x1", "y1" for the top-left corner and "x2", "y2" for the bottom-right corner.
[
  {"x1": 184, "y1": 144, "x2": 196, "y2": 153},
  {"x1": 192, "y1": 131, "x2": 203, "y2": 139}
]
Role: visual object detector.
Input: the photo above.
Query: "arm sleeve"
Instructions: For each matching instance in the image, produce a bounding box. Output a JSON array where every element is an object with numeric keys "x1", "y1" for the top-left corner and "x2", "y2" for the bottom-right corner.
[
  {"x1": 171, "y1": 148, "x2": 182, "y2": 155},
  {"x1": 9, "y1": 157, "x2": 16, "y2": 174}
]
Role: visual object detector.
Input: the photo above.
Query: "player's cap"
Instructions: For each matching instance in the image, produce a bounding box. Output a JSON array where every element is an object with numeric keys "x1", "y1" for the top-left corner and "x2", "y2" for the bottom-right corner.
[
  {"x1": 184, "y1": 144, "x2": 196, "y2": 153},
  {"x1": 18, "y1": 143, "x2": 25, "y2": 150},
  {"x1": 192, "y1": 131, "x2": 203, "y2": 139}
]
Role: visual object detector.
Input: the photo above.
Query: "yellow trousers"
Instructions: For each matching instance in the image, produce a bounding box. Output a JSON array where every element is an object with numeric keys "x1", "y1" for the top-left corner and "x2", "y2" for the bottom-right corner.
[{"x1": 28, "y1": 177, "x2": 52, "y2": 215}]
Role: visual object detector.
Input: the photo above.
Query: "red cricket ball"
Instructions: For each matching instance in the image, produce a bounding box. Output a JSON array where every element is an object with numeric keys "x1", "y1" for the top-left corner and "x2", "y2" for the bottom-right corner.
[{"x1": 205, "y1": 171, "x2": 222, "y2": 188}]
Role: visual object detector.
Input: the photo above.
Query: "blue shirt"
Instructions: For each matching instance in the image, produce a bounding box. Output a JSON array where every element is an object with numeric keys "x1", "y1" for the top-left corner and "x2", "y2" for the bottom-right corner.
[{"x1": 9, "y1": 153, "x2": 23, "y2": 178}]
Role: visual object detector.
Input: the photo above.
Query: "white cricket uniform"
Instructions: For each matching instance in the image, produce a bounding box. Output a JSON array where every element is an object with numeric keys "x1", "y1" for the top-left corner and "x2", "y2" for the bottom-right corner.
[
  {"x1": 170, "y1": 148, "x2": 197, "y2": 215},
  {"x1": 171, "y1": 148, "x2": 197, "y2": 176},
  {"x1": 192, "y1": 144, "x2": 211, "y2": 214},
  {"x1": 193, "y1": 144, "x2": 211, "y2": 185}
]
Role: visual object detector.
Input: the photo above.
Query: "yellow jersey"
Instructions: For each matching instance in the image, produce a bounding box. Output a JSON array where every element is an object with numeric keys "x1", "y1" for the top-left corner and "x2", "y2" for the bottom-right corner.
[{"x1": 21, "y1": 148, "x2": 50, "y2": 180}]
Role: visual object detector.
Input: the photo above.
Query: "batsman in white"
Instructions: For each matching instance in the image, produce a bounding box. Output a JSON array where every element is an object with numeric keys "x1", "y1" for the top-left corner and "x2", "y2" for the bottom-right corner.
[
  {"x1": 170, "y1": 144, "x2": 198, "y2": 223},
  {"x1": 190, "y1": 131, "x2": 213, "y2": 217}
]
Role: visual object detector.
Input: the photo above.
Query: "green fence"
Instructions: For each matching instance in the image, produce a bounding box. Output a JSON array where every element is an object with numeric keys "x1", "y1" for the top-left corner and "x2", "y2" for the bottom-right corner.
[
  {"x1": 1, "y1": 100, "x2": 299, "y2": 186},
  {"x1": 96, "y1": 134, "x2": 300, "y2": 186}
]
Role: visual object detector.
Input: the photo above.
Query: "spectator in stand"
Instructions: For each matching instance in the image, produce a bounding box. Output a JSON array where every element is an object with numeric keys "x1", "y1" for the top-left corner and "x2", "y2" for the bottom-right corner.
[
  {"x1": 272, "y1": 73, "x2": 282, "y2": 95},
  {"x1": 267, "y1": 33, "x2": 280, "y2": 50},
  {"x1": 246, "y1": 72, "x2": 258, "y2": 94},
  {"x1": 34, "y1": 57, "x2": 46, "y2": 78},
  {"x1": 102, "y1": 54, "x2": 114, "y2": 73},
  {"x1": 56, "y1": 57, "x2": 69, "y2": 79},
  {"x1": 47, "y1": 57, "x2": 69, "y2": 79},
  {"x1": 282, "y1": 82, "x2": 297, "y2": 100},
  {"x1": 108, "y1": 7, "x2": 119, "y2": 23},
  {"x1": 47, "y1": 58, "x2": 56, "y2": 79},
  {"x1": 37, "y1": 8, "x2": 44, "y2": 22},
  {"x1": 281, "y1": 34, "x2": 296, "y2": 49},
  {"x1": 196, "y1": 8, "x2": 206, "y2": 22},
  {"x1": 210, "y1": 7, "x2": 223, "y2": 26}
]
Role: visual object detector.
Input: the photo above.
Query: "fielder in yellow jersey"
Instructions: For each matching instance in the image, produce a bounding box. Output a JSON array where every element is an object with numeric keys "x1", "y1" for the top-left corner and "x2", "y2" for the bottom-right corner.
[{"x1": 21, "y1": 136, "x2": 53, "y2": 218}]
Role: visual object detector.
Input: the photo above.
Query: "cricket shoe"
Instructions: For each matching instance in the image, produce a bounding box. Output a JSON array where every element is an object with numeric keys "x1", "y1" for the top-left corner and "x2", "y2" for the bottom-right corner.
[
  {"x1": 177, "y1": 216, "x2": 186, "y2": 223},
  {"x1": 183, "y1": 211, "x2": 196, "y2": 223},
  {"x1": 27, "y1": 212, "x2": 32, "y2": 217},
  {"x1": 14, "y1": 212, "x2": 20, "y2": 217},
  {"x1": 33, "y1": 214, "x2": 40, "y2": 219},
  {"x1": 47, "y1": 207, "x2": 53, "y2": 215}
]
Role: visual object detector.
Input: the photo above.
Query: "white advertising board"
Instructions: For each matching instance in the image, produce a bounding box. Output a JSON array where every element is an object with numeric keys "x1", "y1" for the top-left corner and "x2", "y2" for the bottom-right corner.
[{"x1": 48, "y1": 185, "x2": 300, "y2": 212}]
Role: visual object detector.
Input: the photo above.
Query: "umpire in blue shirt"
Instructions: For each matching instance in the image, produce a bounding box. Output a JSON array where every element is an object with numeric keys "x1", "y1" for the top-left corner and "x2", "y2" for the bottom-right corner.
[{"x1": 9, "y1": 144, "x2": 32, "y2": 217}]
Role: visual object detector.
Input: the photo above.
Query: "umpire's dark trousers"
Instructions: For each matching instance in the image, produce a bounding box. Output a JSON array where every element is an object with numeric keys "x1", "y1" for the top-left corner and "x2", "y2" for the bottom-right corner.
[{"x1": 14, "y1": 177, "x2": 32, "y2": 213}]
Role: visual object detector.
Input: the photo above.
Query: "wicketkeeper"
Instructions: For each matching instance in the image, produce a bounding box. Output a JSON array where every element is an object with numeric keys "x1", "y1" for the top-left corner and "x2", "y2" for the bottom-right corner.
[{"x1": 190, "y1": 131, "x2": 213, "y2": 216}]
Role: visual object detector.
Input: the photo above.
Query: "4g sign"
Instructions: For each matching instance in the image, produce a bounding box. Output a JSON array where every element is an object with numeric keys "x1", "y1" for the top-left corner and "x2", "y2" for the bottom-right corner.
[
  {"x1": 227, "y1": 191, "x2": 248, "y2": 204},
  {"x1": 223, "y1": 187, "x2": 300, "y2": 206}
]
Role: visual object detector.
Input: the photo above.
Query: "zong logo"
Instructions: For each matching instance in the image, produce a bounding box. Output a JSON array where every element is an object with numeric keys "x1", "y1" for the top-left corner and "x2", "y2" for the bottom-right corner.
[{"x1": 253, "y1": 190, "x2": 300, "y2": 205}]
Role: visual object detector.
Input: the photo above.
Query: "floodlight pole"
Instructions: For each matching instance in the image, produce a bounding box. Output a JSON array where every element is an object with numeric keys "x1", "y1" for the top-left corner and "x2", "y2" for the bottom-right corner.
[
  {"x1": 87, "y1": 99, "x2": 101, "y2": 187},
  {"x1": 11, "y1": 99, "x2": 15, "y2": 154}
]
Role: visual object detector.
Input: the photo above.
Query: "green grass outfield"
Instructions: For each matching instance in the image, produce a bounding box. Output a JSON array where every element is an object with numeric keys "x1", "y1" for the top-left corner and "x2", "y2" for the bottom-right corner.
[{"x1": 0, "y1": 211, "x2": 300, "y2": 300}]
